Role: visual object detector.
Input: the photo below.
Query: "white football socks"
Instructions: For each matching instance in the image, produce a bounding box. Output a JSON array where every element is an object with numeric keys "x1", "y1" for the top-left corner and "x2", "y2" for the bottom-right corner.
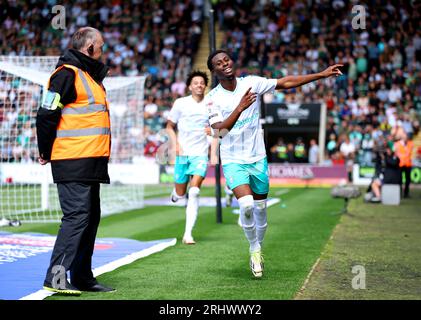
[
  {"x1": 184, "y1": 187, "x2": 200, "y2": 239},
  {"x1": 238, "y1": 195, "x2": 260, "y2": 253},
  {"x1": 171, "y1": 188, "x2": 186, "y2": 203},
  {"x1": 253, "y1": 199, "x2": 267, "y2": 247}
]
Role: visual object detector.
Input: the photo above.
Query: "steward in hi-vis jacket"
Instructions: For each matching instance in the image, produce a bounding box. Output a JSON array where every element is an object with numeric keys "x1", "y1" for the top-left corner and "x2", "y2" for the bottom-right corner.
[{"x1": 36, "y1": 27, "x2": 115, "y2": 295}]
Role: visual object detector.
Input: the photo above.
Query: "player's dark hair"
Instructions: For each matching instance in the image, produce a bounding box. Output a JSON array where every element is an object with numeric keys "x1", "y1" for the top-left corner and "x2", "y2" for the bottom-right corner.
[
  {"x1": 207, "y1": 49, "x2": 233, "y2": 71},
  {"x1": 186, "y1": 70, "x2": 209, "y2": 87}
]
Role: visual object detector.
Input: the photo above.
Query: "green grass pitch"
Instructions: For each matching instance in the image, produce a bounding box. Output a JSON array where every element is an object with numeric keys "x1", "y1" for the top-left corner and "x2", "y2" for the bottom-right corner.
[{"x1": 1, "y1": 186, "x2": 343, "y2": 300}]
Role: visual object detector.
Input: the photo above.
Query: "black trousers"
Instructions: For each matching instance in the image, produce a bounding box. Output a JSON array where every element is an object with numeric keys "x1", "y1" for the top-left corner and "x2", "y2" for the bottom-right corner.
[
  {"x1": 400, "y1": 166, "x2": 412, "y2": 197},
  {"x1": 44, "y1": 182, "x2": 101, "y2": 286}
]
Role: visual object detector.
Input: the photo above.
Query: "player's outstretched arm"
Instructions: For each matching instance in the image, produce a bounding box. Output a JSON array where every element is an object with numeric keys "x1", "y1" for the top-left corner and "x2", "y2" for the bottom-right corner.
[
  {"x1": 210, "y1": 88, "x2": 256, "y2": 136},
  {"x1": 275, "y1": 64, "x2": 343, "y2": 90}
]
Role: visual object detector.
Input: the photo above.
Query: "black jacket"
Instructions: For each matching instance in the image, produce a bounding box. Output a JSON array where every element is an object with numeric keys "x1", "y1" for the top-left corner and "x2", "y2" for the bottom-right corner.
[
  {"x1": 36, "y1": 49, "x2": 110, "y2": 183},
  {"x1": 383, "y1": 154, "x2": 401, "y2": 184}
]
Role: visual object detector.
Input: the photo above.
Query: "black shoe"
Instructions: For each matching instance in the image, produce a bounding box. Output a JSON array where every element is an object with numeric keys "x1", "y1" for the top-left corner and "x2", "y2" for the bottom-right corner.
[
  {"x1": 43, "y1": 280, "x2": 82, "y2": 296},
  {"x1": 75, "y1": 282, "x2": 116, "y2": 293}
]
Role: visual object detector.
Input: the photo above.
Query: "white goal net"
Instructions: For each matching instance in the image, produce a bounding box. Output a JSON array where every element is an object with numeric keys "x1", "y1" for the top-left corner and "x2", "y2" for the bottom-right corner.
[{"x1": 0, "y1": 56, "x2": 146, "y2": 223}]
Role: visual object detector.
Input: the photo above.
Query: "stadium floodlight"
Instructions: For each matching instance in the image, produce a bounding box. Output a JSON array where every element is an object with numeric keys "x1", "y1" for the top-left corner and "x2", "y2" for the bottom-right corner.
[{"x1": 0, "y1": 56, "x2": 145, "y2": 223}]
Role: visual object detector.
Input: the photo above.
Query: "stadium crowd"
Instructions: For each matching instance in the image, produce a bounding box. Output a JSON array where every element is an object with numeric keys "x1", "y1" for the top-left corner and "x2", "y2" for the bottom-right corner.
[
  {"x1": 216, "y1": 0, "x2": 421, "y2": 168},
  {"x1": 1, "y1": 0, "x2": 420, "y2": 169},
  {"x1": 0, "y1": 0, "x2": 204, "y2": 162}
]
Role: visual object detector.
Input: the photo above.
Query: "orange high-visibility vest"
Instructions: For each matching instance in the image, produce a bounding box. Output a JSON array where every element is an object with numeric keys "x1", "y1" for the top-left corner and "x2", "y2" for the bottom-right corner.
[
  {"x1": 394, "y1": 140, "x2": 413, "y2": 167},
  {"x1": 50, "y1": 64, "x2": 111, "y2": 160}
]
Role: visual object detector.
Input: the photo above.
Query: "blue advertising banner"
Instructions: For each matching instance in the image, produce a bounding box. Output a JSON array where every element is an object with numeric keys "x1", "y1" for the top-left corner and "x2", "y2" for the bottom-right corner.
[{"x1": 0, "y1": 231, "x2": 176, "y2": 300}]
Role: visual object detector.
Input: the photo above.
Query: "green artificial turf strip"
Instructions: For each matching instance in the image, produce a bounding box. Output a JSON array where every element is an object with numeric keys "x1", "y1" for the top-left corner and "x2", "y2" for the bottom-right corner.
[{"x1": 1, "y1": 187, "x2": 342, "y2": 300}]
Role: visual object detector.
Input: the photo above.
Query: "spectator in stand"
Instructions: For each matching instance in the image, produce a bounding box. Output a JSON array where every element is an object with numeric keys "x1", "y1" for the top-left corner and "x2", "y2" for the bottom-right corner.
[
  {"x1": 308, "y1": 139, "x2": 319, "y2": 164},
  {"x1": 340, "y1": 135, "x2": 356, "y2": 182},
  {"x1": 171, "y1": 76, "x2": 187, "y2": 97},
  {"x1": 326, "y1": 133, "x2": 338, "y2": 157},
  {"x1": 144, "y1": 96, "x2": 158, "y2": 119},
  {"x1": 391, "y1": 120, "x2": 407, "y2": 141},
  {"x1": 294, "y1": 137, "x2": 306, "y2": 163},
  {"x1": 1, "y1": 0, "x2": 420, "y2": 164},
  {"x1": 361, "y1": 130, "x2": 375, "y2": 166},
  {"x1": 401, "y1": 114, "x2": 414, "y2": 140},
  {"x1": 286, "y1": 143, "x2": 295, "y2": 163},
  {"x1": 270, "y1": 138, "x2": 288, "y2": 163},
  {"x1": 213, "y1": 0, "x2": 419, "y2": 167}
]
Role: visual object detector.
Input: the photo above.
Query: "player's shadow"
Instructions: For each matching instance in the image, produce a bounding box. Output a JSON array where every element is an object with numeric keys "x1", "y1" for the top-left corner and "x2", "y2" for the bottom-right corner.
[{"x1": 218, "y1": 266, "x2": 264, "y2": 281}]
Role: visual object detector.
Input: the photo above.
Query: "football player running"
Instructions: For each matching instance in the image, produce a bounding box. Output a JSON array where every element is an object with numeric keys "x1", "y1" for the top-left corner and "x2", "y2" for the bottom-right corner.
[{"x1": 167, "y1": 70, "x2": 213, "y2": 245}]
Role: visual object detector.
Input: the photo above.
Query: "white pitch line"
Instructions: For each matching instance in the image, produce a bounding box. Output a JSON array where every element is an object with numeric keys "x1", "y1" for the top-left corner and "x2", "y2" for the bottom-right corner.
[
  {"x1": 294, "y1": 256, "x2": 322, "y2": 300},
  {"x1": 144, "y1": 190, "x2": 172, "y2": 197},
  {"x1": 275, "y1": 189, "x2": 290, "y2": 196},
  {"x1": 294, "y1": 225, "x2": 339, "y2": 299},
  {"x1": 20, "y1": 238, "x2": 177, "y2": 300},
  {"x1": 267, "y1": 198, "x2": 281, "y2": 207},
  {"x1": 92, "y1": 239, "x2": 176, "y2": 277}
]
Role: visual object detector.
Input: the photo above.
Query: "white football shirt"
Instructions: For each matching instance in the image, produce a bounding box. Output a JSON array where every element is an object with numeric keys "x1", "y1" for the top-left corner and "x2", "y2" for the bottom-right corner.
[
  {"x1": 206, "y1": 76, "x2": 277, "y2": 164},
  {"x1": 168, "y1": 95, "x2": 209, "y2": 157}
]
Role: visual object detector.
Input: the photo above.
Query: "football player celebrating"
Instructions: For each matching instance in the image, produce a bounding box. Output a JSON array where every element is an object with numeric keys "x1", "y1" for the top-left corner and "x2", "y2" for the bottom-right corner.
[{"x1": 206, "y1": 50, "x2": 342, "y2": 277}]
